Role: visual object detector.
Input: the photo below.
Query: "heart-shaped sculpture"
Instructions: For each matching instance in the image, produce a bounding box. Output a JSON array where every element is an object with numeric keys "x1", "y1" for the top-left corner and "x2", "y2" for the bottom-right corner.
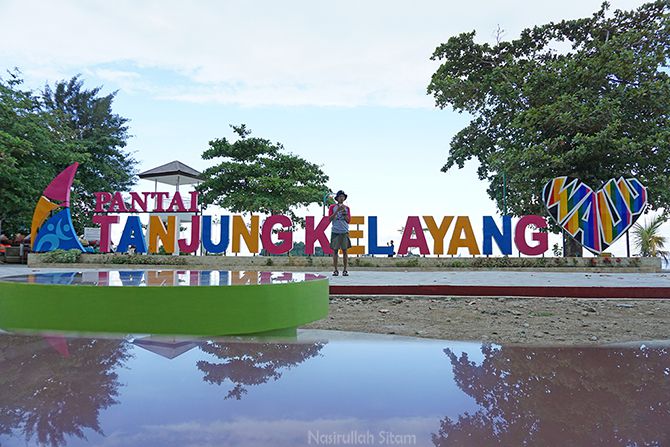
[{"x1": 542, "y1": 177, "x2": 647, "y2": 254}]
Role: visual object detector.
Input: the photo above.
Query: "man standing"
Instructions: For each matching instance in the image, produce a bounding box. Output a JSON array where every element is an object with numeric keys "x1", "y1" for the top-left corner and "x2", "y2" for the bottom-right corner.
[{"x1": 328, "y1": 190, "x2": 351, "y2": 276}]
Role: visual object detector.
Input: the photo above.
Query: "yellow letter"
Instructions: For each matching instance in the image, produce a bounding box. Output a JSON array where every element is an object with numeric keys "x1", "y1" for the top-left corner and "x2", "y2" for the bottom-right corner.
[
  {"x1": 148, "y1": 215, "x2": 176, "y2": 254},
  {"x1": 349, "y1": 216, "x2": 365, "y2": 255},
  {"x1": 232, "y1": 215, "x2": 260, "y2": 254},
  {"x1": 423, "y1": 216, "x2": 454, "y2": 255},
  {"x1": 447, "y1": 216, "x2": 481, "y2": 255}
]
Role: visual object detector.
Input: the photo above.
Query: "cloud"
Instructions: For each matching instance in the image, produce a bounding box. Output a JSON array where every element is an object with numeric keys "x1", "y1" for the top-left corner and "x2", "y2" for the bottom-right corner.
[{"x1": 0, "y1": 0, "x2": 650, "y2": 107}]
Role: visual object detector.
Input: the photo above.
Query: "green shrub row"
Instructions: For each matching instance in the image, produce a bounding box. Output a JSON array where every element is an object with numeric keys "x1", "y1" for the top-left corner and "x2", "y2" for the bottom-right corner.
[{"x1": 40, "y1": 249, "x2": 82, "y2": 263}]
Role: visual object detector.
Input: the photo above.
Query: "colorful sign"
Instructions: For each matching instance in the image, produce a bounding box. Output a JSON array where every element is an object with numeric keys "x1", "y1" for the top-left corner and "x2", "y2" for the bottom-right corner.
[
  {"x1": 40, "y1": 165, "x2": 658, "y2": 257},
  {"x1": 30, "y1": 163, "x2": 85, "y2": 252},
  {"x1": 542, "y1": 176, "x2": 647, "y2": 254},
  {"x1": 89, "y1": 211, "x2": 549, "y2": 256}
]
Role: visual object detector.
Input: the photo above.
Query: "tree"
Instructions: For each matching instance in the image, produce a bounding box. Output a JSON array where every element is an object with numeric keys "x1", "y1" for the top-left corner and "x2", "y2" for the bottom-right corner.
[
  {"x1": 632, "y1": 214, "x2": 669, "y2": 260},
  {"x1": 0, "y1": 70, "x2": 72, "y2": 236},
  {"x1": 0, "y1": 72, "x2": 136, "y2": 236},
  {"x1": 41, "y1": 76, "x2": 137, "y2": 232},
  {"x1": 428, "y1": 1, "x2": 670, "y2": 256},
  {"x1": 198, "y1": 124, "x2": 330, "y2": 225}
]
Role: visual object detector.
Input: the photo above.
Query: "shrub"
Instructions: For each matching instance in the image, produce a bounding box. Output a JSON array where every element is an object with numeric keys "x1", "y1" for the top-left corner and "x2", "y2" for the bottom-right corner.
[
  {"x1": 41, "y1": 249, "x2": 81, "y2": 264},
  {"x1": 628, "y1": 257, "x2": 641, "y2": 267},
  {"x1": 395, "y1": 258, "x2": 419, "y2": 267},
  {"x1": 353, "y1": 258, "x2": 375, "y2": 267}
]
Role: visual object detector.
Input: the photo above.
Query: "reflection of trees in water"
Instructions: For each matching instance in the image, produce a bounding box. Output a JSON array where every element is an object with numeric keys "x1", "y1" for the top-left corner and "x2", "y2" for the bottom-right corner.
[
  {"x1": 433, "y1": 345, "x2": 670, "y2": 446},
  {"x1": 0, "y1": 335, "x2": 130, "y2": 447},
  {"x1": 197, "y1": 341, "x2": 326, "y2": 400}
]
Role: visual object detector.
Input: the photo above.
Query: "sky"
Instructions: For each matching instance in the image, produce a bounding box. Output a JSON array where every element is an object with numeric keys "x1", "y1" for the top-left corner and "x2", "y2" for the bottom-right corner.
[{"x1": 0, "y1": 0, "x2": 661, "y2": 257}]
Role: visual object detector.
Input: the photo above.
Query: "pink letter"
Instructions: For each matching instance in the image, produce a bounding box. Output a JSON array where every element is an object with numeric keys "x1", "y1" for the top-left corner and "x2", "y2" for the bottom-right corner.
[
  {"x1": 93, "y1": 215, "x2": 119, "y2": 252},
  {"x1": 305, "y1": 216, "x2": 333, "y2": 255},
  {"x1": 167, "y1": 192, "x2": 187, "y2": 212},
  {"x1": 189, "y1": 191, "x2": 199, "y2": 212},
  {"x1": 109, "y1": 192, "x2": 128, "y2": 212},
  {"x1": 94, "y1": 192, "x2": 112, "y2": 213},
  {"x1": 178, "y1": 215, "x2": 201, "y2": 253},
  {"x1": 398, "y1": 216, "x2": 430, "y2": 255},
  {"x1": 129, "y1": 192, "x2": 148, "y2": 213},
  {"x1": 152, "y1": 192, "x2": 169, "y2": 212},
  {"x1": 142, "y1": 192, "x2": 153, "y2": 211},
  {"x1": 515, "y1": 215, "x2": 549, "y2": 256},
  {"x1": 261, "y1": 215, "x2": 294, "y2": 255}
]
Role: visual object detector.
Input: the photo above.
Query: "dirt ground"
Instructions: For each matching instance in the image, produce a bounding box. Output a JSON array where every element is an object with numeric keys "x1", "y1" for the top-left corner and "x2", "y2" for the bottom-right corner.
[{"x1": 304, "y1": 296, "x2": 670, "y2": 345}]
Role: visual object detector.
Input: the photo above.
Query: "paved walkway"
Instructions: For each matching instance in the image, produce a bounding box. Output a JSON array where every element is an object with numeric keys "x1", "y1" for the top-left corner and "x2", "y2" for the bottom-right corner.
[
  {"x1": 324, "y1": 270, "x2": 670, "y2": 287},
  {"x1": 324, "y1": 270, "x2": 670, "y2": 298},
  {"x1": 1, "y1": 265, "x2": 669, "y2": 298}
]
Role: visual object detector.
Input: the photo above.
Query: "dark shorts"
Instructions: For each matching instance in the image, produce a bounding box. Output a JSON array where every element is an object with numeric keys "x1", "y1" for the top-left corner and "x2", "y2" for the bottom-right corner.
[{"x1": 330, "y1": 232, "x2": 352, "y2": 252}]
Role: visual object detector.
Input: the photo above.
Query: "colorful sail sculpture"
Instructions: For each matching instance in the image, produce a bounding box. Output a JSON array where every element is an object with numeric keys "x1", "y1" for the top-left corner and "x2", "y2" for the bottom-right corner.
[{"x1": 31, "y1": 163, "x2": 85, "y2": 252}]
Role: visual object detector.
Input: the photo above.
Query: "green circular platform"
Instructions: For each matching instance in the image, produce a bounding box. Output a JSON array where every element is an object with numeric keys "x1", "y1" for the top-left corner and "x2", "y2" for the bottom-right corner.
[{"x1": 0, "y1": 270, "x2": 329, "y2": 336}]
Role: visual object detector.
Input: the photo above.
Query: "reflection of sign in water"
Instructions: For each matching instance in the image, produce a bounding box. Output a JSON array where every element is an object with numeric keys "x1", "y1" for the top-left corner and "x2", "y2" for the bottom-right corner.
[
  {"x1": 73, "y1": 270, "x2": 323, "y2": 287},
  {"x1": 543, "y1": 176, "x2": 647, "y2": 254}
]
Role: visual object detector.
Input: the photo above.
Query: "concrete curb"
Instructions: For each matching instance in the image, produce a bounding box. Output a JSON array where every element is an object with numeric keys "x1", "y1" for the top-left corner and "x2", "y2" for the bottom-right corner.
[{"x1": 329, "y1": 284, "x2": 670, "y2": 298}]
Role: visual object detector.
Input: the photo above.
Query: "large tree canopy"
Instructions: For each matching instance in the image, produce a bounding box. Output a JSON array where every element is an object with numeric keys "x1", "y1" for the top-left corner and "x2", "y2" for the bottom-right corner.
[
  {"x1": 198, "y1": 124, "x2": 330, "y2": 225},
  {"x1": 0, "y1": 71, "x2": 136, "y2": 236},
  {"x1": 428, "y1": 1, "x2": 670, "y2": 219},
  {"x1": 0, "y1": 72, "x2": 71, "y2": 236},
  {"x1": 42, "y1": 76, "x2": 137, "y2": 230}
]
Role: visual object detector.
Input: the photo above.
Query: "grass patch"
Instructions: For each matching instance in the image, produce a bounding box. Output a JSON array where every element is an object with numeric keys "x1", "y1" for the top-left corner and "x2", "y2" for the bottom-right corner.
[
  {"x1": 395, "y1": 258, "x2": 420, "y2": 267},
  {"x1": 354, "y1": 258, "x2": 375, "y2": 267}
]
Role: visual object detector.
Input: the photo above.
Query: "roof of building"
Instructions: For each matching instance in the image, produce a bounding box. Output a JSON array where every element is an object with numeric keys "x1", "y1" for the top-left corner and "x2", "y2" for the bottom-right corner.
[{"x1": 138, "y1": 161, "x2": 203, "y2": 186}]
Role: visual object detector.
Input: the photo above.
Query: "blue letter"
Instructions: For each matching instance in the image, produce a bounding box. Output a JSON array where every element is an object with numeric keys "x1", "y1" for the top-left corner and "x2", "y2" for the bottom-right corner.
[
  {"x1": 483, "y1": 216, "x2": 512, "y2": 255},
  {"x1": 117, "y1": 216, "x2": 148, "y2": 253},
  {"x1": 367, "y1": 216, "x2": 392, "y2": 255},
  {"x1": 202, "y1": 215, "x2": 230, "y2": 253}
]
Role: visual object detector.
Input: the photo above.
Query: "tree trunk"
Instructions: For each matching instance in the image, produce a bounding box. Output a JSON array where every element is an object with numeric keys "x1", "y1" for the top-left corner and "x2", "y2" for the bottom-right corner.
[{"x1": 563, "y1": 231, "x2": 583, "y2": 257}]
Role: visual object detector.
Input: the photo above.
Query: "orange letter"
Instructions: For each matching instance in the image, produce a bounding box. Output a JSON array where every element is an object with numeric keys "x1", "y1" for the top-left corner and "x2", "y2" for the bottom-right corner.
[
  {"x1": 232, "y1": 215, "x2": 260, "y2": 254},
  {"x1": 423, "y1": 216, "x2": 453, "y2": 255},
  {"x1": 349, "y1": 216, "x2": 365, "y2": 255},
  {"x1": 447, "y1": 216, "x2": 480, "y2": 255},
  {"x1": 148, "y1": 215, "x2": 176, "y2": 254}
]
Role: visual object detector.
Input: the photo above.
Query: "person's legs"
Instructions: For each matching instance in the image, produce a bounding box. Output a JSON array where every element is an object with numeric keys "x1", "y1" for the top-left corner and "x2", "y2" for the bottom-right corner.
[
  {"x1": 342, "y1": 250, "x2": 348, "y2": 275},
  {"x1": 331, "y1": 233, "x2": 339, "y2": 275}
]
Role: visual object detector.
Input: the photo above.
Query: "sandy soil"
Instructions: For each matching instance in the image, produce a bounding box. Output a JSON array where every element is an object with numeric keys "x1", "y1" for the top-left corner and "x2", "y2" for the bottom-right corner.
[{"x1": 304, "y1": 296, "x2": 670, "y2": 345}]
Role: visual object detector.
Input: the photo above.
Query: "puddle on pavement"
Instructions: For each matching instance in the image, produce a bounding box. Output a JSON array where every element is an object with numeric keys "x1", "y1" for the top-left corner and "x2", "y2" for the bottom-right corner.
[{"x1": 0, "y1": 331, "x2": 668, "y2": 446}]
